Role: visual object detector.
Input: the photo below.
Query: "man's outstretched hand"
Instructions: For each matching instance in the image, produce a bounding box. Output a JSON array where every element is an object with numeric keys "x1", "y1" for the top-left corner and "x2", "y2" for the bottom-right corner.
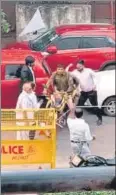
[{"x1": 65, "y1": 63, "x2": 74, "y2": 72}]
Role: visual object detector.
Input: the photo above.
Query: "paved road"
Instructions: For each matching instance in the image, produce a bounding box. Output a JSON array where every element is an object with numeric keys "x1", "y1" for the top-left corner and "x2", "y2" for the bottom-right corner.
[
  {"x1": 2, "y1": 110, "x2": 115, "y2": 170},
  {"x1": 57, "y1": 110, "x2": 115, "y2": 168}
]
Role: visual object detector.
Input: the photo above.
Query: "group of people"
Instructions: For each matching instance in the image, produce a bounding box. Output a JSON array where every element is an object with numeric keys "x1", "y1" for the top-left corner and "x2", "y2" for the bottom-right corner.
[
  {"x1": 16, "y1": 55, "x2": 103, "y2": 160},
  {"x1": 43, "y1": 59, "x2": 103, "y2": 159},
  {"x1": 44, "y1": 59, "x2": 102, "y2": 124}
]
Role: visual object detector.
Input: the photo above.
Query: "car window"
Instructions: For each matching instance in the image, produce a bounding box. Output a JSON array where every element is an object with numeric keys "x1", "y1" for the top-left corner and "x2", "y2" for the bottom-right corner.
[
  {"x1": 5, "y1": 64, "x2": 23, "y2": 80},
  {"x1": 31, "y1": 30, "x2": 59, "y2": 51},
  {"x1": 81, "y1": 37, "x2": 110, "y2": 48},
  {"x1": 52, "y1": 37, "x2": 81, "y2": 50}
]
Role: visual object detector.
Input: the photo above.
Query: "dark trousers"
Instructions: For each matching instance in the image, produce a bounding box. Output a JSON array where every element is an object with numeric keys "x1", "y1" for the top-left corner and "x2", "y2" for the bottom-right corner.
[
  {"x1": 29, "y1": 130, "x2": 36, "y2": 140},
  {"x1": 78, "y1": 90, "x2": 102, "y2": 121}
]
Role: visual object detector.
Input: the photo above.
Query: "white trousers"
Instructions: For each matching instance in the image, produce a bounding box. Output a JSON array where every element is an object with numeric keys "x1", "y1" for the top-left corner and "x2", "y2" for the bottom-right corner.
[
  {"x1": 17, "y1": 130, "x2": 29, "y2": 140},
  {"x1": 71, "y1": 141, "x2": 91, "y2": 158}
]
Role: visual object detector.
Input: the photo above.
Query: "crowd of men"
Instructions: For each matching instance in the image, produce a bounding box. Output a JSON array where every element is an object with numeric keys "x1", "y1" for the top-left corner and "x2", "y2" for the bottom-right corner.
[{"x1": 16, "y1": 55, "x2": 103, "y2": 161}]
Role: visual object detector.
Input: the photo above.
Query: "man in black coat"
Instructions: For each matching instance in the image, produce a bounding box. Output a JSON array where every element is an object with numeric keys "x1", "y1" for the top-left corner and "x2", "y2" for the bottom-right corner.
[{"x1": 20, "y1": 56, "x2": 36, "y2": 91}]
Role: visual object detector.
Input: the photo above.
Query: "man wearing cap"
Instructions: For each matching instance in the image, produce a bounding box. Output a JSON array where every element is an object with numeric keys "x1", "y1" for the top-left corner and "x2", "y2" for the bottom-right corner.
[{"x1": 66, "y1": 60, "x2": 102, "y2": 126}]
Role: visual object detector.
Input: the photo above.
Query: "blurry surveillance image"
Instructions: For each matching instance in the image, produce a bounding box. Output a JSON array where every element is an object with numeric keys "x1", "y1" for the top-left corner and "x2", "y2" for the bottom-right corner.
[{"x1": 1, "y1": 0, "x2": 115, "y2": 194}]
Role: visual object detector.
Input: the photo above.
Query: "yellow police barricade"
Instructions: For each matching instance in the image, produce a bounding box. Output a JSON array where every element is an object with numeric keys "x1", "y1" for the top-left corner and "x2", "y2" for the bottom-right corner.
[{"x1": 1, "y1": 108, "x2": 56, "y2": 169}]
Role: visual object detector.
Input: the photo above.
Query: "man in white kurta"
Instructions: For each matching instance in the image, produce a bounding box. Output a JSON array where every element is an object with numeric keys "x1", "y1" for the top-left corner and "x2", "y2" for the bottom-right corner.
[
  {"x1": 67, "y1": 108, "x2": 95, "y2": 159},
  {"x1": 16, "y1": 82, "x2": 38, "y2": 140}
]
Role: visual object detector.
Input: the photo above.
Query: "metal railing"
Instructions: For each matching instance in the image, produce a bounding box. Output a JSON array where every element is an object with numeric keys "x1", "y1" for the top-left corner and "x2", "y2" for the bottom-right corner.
[
  {"x1": 1, "y1": 108, "x2": 56, "y2": 168},
  {"x1": 1, "y1": 167, "x2": 116, "y2": 194},
  {"x1": 1, "y1": 108, "x2": 56, "y2": 131}
]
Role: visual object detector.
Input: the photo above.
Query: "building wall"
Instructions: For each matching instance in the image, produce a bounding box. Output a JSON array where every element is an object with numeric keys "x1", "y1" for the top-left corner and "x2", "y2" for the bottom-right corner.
[
  {"x1": 91, "y1": 1, "x2": 115, "y2": 23},
  {"x1": 16, "y1": 3, "x2": 91, "y2": 40},
  {"x1": 1, "y1": 1, "x2": 115, "y2": 33}
]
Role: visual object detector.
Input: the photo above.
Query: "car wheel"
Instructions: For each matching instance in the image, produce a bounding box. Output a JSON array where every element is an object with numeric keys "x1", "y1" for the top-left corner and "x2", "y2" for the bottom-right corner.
[
  {"x1": 103, "y1": 64, "x2": 115, "y2": 71},
  {"x1": 103, "y1": 97, "x2": 116, "y2": 117}
]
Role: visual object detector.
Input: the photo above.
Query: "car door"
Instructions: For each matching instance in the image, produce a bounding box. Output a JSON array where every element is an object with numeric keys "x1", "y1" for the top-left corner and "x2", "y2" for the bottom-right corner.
[
  {"x1": 46, "y1": 35, "x2": 115, "y2": 71},
  {"x1": 75, "y1": 36, "x2": 115, "y2": 70},
  {"x1": 1, "y1": 64, "x2": 22, "y2": 108},
  {"x1": 45, "y1": 36, "x2": 82, "y2": 71}
]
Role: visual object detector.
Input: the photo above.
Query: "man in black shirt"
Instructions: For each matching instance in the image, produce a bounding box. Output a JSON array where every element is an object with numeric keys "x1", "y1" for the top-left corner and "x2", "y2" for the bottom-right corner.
[{"x1": 20, "y1": 56, "x2": 36, "y2": 91}]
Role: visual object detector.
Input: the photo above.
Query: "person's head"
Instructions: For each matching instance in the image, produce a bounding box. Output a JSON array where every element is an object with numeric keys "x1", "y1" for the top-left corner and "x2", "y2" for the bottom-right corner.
[
  {"x1": 25, "y1": 56, "x2": 35, "y2": 67},
  {"x1": 22, "y1": 82, "x2": 33, "y2": 94},
  {"x1": 75, "y1": 108, "x2": 83, "y2": 118},
  {"x1": 76, "y1": 60, "x2": 85, "y2": 71},
  {"x1": 56, "y1": 64, "x2": 65, "y2": 74}
]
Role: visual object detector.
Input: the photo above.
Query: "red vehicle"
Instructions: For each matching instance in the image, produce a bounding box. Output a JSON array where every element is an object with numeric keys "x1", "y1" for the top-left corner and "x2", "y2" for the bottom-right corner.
[
  {"x1": 4, "y1": 23, "x2": 115, "y2": 51},
  {"x1": 4, "y1": 25, "x2": 115, "y2": 71},
  {"x1": 1, "y1": 49, "x2": 51, "y2": 108},
  {"x1": 44, "y1": 30, "x2": 115, "y2": 71}
]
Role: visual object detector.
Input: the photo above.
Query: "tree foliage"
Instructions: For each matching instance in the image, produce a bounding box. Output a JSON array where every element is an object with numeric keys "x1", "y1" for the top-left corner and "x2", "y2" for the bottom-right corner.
[{"x1": 1, "y1": 10, "x2": 10, "y2": 33}]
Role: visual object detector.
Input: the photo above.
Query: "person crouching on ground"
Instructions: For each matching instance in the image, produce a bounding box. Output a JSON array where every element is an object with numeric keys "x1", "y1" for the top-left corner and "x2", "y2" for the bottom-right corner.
[
  {"x1": 67, "y1": 108, "x2": 95, "y2": 160},
  {"x1": 16, "y1": 82, "x2": 38, "y2": 140}
]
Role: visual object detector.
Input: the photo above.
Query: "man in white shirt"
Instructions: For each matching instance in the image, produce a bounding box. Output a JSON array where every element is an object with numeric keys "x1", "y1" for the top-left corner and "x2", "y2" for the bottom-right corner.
[
  {"x1": 66, "y1": 60, "x2": 102, "y2": 126},
  {"x1": 67, "y1": 108, "x2": 95, "y2": 159}
]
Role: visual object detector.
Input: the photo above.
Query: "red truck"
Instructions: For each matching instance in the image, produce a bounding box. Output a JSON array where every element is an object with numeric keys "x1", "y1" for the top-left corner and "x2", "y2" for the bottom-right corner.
[
  {"x1": 4, "y1": 24, "x2": 115, "y2": 71},
  {"x1": 1, "y1": 49, "x2": 51, "y2": 108}
]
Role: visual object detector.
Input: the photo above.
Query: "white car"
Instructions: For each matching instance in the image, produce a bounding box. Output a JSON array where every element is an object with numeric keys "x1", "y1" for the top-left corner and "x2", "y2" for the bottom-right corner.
[{"x1": 86, "y1": 70, "x2": 115, "y2": 117}]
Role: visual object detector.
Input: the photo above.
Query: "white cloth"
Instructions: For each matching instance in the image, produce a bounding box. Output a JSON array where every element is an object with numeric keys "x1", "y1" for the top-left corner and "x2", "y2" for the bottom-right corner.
[
  {"x1": 28, "y1": 66, "x2": 36, "y2": 84},
  {"x1": 16, "y1": 91, "x2": 39, "y2": 140},
  {"x1": 67, "y1": 117, "x2": 93, "y2": 158},
  {"x1": 71, "y1": 142, "x2": 91, "y2": 158},
  {"x1": 71, "y1": 68, "x2": 97, "y2": 92},
  {"x1": 67, "y1": 117, "x2": 93, "y2": 142},
  {"x1": 19, "y1": 9, "x2": 46, "y2": 37}
]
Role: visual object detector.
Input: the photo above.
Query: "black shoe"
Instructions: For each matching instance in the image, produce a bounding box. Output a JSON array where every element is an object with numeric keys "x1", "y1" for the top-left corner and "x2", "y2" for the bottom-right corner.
[{"x1": 97, "y1": 119, "x2": 102, "y2": 126}]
